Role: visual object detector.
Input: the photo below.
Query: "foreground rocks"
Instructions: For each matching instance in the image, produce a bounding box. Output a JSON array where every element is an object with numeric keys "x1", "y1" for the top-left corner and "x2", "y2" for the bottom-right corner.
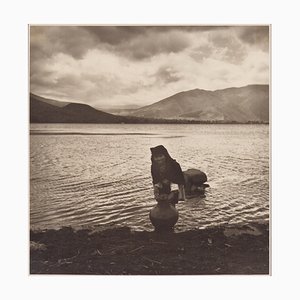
[{"x1": 30, "y1": 222, "x2": 269, "y2": 275}]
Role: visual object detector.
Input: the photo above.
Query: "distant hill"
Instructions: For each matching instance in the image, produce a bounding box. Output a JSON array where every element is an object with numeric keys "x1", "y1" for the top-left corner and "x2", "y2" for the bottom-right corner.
[
  {"x1": 30, "y1": 93, "x2": 70, "y2": 107},
  {"x1": 101, "y1": 108, "x2": 140, "y2": 116},
  {"x1": 95, "y1": 104, "x2": 141, "y2": 116},
  {"x1": 30, "y1": 93, "x2": 126, "y2": 123},
  {"x1": 131, "y1": 85, "x2": 269, "y2": 122}
]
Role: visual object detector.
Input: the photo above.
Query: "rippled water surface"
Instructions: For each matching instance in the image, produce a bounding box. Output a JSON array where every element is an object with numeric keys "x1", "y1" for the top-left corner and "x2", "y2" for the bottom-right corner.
[{"x1": 30, "y1": 123, "x2": 269, "y2": 231}]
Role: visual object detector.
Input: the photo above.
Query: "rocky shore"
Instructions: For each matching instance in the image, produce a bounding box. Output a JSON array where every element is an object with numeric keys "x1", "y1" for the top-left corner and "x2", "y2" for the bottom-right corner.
[{"x1": 30, "y1": 222, "x2": 269, "y2": 275}]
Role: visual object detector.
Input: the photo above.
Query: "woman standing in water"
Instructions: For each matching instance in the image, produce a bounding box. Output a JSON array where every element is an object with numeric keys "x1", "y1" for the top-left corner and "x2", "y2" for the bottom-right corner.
[{"x1": 150, "y1": 145, "x2": 186, "y2": 205}]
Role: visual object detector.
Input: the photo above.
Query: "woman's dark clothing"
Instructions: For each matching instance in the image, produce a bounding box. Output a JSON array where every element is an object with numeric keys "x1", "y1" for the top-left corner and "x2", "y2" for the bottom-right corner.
[{"x1": 150, "y1": 145, "x2": 185, "y2": 186}]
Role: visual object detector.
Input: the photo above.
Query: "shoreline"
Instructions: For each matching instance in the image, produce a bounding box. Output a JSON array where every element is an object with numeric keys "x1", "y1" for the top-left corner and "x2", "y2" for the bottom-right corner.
[{"x1": 30, "y1": 222, "x2": 269, "y2": 275}]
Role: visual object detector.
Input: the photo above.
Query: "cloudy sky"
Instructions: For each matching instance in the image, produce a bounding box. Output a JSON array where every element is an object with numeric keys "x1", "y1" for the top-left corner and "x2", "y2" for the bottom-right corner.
[{"x1": 30, "y1": 25, "x2": 269, "y2": 108}]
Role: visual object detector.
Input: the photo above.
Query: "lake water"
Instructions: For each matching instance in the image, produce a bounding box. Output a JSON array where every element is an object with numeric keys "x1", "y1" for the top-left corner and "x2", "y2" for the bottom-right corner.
[{"x1": 30, "y1": 123, "x2": 269, "y2": 232}]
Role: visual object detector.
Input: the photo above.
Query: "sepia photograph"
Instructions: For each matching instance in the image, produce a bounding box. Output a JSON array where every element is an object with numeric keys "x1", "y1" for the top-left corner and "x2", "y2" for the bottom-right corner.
[{"x1": 29, "y1": 25, "x2": 270, "y2": 275}]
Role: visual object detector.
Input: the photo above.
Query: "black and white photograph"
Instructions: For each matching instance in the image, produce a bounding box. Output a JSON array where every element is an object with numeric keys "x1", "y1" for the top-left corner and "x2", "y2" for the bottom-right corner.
[
  {"x1": 4, "y1": 0, "x2": 300, "y2": 298},
  {"x1": 29, "y1": 25, "x2": 270, "y2": 275}
]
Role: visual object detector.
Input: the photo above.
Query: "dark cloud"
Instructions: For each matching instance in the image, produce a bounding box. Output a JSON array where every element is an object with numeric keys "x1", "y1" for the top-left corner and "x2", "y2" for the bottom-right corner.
[
  {"x1": 30, "y1": 26, "x2": 97, "y2": 61},
  {"x1": 82, "y1": 25, "x2": 230, "y2": 44},
  {"x1": 83, "y1": 26, "x2": 193, "y2": 60},
  {"x1": 82, "y1": 26, "x2": 233, "y2": 59},
  {"x1": 119, "y1": 31, "x2": 191, "y2": 60},
  {"x1": 154, "y1": 66, "x2": 182, "y2": 84},
  {"x1": 189, "y1": 26, "x2": 269, "y2": 64},
  {"x1": 208, "y1": 32, "x2": 247, "y2": 63},
  {"x1": 82, "y1": 26, "x2": 146, "y2": 45},
  {"x1": 189, "y1": 31, "x2": 247, "y2": 64},
  {"x1": 30, "y1": 26, "x2": 225, "y2": 63},
  {"x1": 236, "y1": 26, "x2": 269, "y2": 51}
]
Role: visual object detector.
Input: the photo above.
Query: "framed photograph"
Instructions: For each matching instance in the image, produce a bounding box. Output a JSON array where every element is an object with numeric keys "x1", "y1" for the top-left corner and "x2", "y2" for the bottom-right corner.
[{"x1": 29, "y1": 25, "x2": 270, "y2": 275}]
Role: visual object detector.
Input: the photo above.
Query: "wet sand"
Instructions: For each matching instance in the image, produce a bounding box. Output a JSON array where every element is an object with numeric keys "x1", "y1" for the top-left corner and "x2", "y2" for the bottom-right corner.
[{"x1": 30, "y1": 222, "x2": 269, "y2": 275}]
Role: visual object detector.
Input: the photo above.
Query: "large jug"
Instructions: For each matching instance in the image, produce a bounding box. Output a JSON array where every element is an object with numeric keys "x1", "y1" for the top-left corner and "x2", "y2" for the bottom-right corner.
[{"x1": 149, "y1": 199, "x2": 179, "y2": 231}]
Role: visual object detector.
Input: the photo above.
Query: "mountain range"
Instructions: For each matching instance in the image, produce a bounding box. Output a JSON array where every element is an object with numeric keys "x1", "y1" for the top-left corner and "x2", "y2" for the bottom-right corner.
[
  {"x1": 30, "y1": 84, "x2": 269, "y2": 123},
  {"x1": 130, "y1": 84, "x2": 269, "y2": 122},
  {"x1": 30, "y1": 93, "x2": 126, "y2": 123}
]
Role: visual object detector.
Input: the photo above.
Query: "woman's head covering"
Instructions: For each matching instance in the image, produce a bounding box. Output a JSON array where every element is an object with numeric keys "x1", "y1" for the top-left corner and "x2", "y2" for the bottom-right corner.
[
  {"x1": 150, "y1": 145, "x2": 185, "y2": 185},
  {"x1": 150, "y1": 145, "x2": 172, "y2": 162}
]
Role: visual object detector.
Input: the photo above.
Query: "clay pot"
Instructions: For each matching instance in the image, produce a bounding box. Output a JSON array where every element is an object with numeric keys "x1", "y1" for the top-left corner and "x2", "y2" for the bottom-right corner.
[{"x1": 149, "y1": 200, "x2": 179, "y2": 231}]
